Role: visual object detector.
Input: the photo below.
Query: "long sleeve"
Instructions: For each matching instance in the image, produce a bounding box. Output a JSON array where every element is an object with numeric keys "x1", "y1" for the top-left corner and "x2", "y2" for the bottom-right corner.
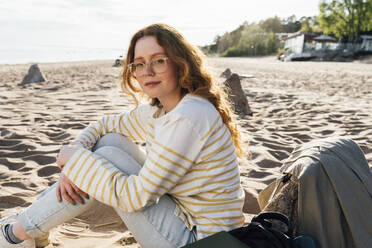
[
  {"x1": 62, "y1": 116, "x2": 206, "y2": 212},
  {"x1": 74, "y1": 104, "x2": 150, "y2": 149}
]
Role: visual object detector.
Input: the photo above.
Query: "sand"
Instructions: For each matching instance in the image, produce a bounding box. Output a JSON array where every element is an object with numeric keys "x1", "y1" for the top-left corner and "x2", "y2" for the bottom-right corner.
[{"x1": 0, "y1": 57, "x2": 371, "y2": 247}]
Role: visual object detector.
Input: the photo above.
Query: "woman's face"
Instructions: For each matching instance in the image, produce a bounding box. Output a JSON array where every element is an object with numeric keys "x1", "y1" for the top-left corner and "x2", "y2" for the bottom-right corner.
[{"x1": 133, "y1": 35, "x2": 180, "y2": 105}]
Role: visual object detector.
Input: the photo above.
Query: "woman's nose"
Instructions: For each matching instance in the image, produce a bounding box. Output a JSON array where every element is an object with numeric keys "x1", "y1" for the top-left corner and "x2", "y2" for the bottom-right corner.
[{"x1": 144, "y1": 63, "x2": 155, "y2": 76}]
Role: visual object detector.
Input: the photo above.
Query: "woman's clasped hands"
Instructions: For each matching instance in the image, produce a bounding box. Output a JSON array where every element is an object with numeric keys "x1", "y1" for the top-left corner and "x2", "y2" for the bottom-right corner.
[{"x1": 56, "y1": 141, "x2": 89, "y2": 205}]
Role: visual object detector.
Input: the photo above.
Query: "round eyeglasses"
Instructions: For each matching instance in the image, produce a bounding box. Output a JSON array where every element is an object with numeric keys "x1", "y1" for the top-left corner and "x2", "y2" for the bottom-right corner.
[{"x1": 127, "y1": 57, "x2": 169, "y2": 77}]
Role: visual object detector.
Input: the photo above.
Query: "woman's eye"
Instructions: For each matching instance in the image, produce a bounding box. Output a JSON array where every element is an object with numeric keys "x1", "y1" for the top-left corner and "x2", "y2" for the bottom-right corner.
[
  {"x1": 135, "y1": 62, "x2": 145, "y2": 68},
  {"x1": 154, "y1": 58, "x2": 166, "y2": 65}
]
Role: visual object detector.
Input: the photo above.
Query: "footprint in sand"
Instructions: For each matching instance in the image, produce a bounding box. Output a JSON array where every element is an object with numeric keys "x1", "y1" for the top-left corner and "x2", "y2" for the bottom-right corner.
[
  {"x1": 18, "y1": 167, "x2": 34, "y2": 172},
  {"x1": 0, "y1": 173, "x2": 9, "y2": 180},
  {"x1": 0, "y1": 115, "x2": 11, "y2": 120},
  {"x1": 261, "y1": 142, "x2": 293, "y2": 153},
  {"x1": 6, "y1": 133, "x2": 37, "y2": 141},
  {"x1": 341, "y1": 110, "x2": 357, "y2": 114},
  {"x1": 320, "y1": 130, "x2": 335, "y2": 135},
  {"x1": 0, "y1": 139, "x2": 21, "y2": 146},
  {"x1": 249, "y1": 152, "x2": 261, "y2": 160},
  {"x1": 267, "y1": 150, "x2": 289, "y2": 161},
  {"x1": 40, "y1": 130, "x2": 71, "y2": 141},
  {"x1": 48, "y1": 123, "x2": 86, "y2": 129},
  {"x1": 246, "y1": 168, "x2": 276, "y2": 177},
  {"x1": 255, "y1": 159, "x2": 282, "y2": 168},
  {"x1": 286, "y1": 133, "x2": 313, "y2": 143},
  {"x1": 0, "y1": 196, "x2": 28, "y2": 209},
  {"x1": 22, "y1": 154, "x2": 56, "y2": 165},
  {"x1": 2, "y1": 182, "x2": 29, "y2": 190},
  {"x1": 0, "y1": 143, "x2": 36, "y2": 152},
  {"x1": 0, "y1": 158, "x2": 26, "y2": 170},
  {"x1": 37, "y1": 165, "x2": 60, "y2": 177}
]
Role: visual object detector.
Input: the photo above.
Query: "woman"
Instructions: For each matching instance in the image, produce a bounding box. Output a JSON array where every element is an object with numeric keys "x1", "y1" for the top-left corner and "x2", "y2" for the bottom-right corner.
[{"x1": 0, "y1": 23, "x2": 246, "y2": 248}]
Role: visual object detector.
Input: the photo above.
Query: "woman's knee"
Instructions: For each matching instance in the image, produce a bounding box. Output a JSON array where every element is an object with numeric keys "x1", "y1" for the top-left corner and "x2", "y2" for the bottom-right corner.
[
  {"x1": 93, "y1": 133, "x2": 131, "y2": 151},
  {"x1": 94, "y1": 146, "x2": 124, "y2": 159},
  {"x1": 93, "y1": 134, "x2": 146, "y2": 165},
  {"x1": 94, "y1": 146, "x2": 142, "y2": 175}
]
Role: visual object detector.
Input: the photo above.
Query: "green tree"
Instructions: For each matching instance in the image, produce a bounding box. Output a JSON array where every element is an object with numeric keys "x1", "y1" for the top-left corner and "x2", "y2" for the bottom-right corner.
[
  {"x1": 282, "y1": 15, "x2": 302, "y2": 32},
  {"x1": 300, "y1": 17, "x2": 313, "y2": 32},
  {"x1": 222, "y1": 24, "x2": 278, "y2": 56},
  {"x1": 211, "y1": 15, "x2": 318, "y2": 57},
  {"x1": 238, "y1": 24, "x2": 267, "y2": 56},
  {"x1": 260, "y1": 16, "x2": 283, "y2": 33},
  {"x1": 318, "y1": 0, "x2": 372, "y2": 42},
  {"x1": 265, "y1": 32, "x2": 278, "y2": 54},
  {"x1": 216, "y1": 23, "x2": 247, "y2": 54}
]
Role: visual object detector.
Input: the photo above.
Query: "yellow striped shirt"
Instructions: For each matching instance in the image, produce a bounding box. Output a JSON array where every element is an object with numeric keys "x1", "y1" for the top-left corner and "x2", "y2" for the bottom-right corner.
[{"x1": 62, "y1": 94, "x2": 245, "y2": 240}]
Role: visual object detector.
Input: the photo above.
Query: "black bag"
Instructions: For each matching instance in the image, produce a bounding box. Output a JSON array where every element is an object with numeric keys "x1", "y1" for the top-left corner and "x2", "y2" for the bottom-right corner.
[
  {"x1": 183, "y1": 212, "x2": 316, "y2": 248},
  {"x1": 229, "y1": 212, "x2": 313, "y2": 248}
]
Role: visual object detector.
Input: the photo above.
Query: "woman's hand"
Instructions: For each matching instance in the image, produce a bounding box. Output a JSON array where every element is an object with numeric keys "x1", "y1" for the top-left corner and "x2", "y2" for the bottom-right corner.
[
  {"x1": 56, "y1": 173, "x2": 89, "y2": 204},
  {"x1": 56, "y1": 141, "x2": 88, "y2": 204},
  {"x1": 56, "y1": 143, "x2": 80, "y2": 169}
]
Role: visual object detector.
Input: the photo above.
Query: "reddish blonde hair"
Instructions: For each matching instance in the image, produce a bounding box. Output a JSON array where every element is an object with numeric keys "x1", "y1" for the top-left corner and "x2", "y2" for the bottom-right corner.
[{"x1": 121, "y1": 23, "x2": 246, "y2": 158}]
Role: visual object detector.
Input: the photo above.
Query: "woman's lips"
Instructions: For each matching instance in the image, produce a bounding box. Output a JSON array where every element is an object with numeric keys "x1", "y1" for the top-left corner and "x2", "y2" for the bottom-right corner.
[{"x1": 145, "y1": 81, "x2": 161, "y2": 87}]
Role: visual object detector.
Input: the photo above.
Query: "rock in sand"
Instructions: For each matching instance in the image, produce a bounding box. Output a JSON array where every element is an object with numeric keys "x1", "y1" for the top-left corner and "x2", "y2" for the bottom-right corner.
[
  {"x1": 20, "y1": 64, "x2": 46, "y2": 85},
  {"x1": 224, "y1": 73, "x2": 253, "y2": 117}
]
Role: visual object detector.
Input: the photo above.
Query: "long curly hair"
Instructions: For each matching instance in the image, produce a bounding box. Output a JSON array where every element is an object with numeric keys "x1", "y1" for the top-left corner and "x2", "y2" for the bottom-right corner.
[{"x1": 121, "y1": 23, "x2": 246, "y2": 158}]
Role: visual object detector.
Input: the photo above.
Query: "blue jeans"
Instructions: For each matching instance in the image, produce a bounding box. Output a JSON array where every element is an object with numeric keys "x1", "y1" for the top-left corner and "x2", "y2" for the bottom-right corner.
[{"x1": 17, "y1": 134, "x2": 197, "y2": 248}]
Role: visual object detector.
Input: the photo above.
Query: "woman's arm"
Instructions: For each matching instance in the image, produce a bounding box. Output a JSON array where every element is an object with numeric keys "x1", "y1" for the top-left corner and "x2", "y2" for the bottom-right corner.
[
  {"x1": 74, "y1": 104, "x2": 150, "y2": 150},
  {"x1": 61, "y1": 117, "x2": 206, "y2": 211},
  {"x1": 55, "y1": 104, "x2": 150, "y2": 204}
]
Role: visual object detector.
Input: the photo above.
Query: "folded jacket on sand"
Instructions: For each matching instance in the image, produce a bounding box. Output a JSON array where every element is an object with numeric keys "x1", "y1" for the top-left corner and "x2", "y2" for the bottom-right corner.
[{"x1": 260, "y1": 137, "x2": 372, "y2": 248}]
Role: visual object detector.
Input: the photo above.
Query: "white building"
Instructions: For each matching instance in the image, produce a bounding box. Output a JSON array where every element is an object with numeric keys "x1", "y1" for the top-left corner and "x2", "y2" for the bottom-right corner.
[
  {"x1": 361, "y1": 35, "x2": 372, "y2": 51},
  {"x1": 281, "y1": 32, "x2": 319, "y2": 54}
]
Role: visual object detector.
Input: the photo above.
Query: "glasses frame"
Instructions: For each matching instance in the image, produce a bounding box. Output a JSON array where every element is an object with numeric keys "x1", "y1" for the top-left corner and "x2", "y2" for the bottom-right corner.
[{"x1": 127, "y1": 57, "x2": 169, "y2": 78}]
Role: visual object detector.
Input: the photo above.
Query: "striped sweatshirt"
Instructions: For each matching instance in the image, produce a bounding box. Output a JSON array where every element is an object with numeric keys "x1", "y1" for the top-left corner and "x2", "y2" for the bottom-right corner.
[{"x1": 62, "y1": 93, "x2": 245, "y2": 240}]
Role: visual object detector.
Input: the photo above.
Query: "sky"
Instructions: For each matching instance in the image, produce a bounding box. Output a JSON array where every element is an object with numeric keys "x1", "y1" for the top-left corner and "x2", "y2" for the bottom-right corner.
[{"x1": 0, "y1": 0, "x2": 320, "y2": 59}]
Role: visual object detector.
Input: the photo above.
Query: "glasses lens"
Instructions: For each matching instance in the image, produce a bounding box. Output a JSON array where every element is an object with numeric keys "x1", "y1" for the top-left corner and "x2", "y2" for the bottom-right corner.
[
  {"x1": 129, "y1": 62, "x2": 144, "y2": 77},
  {"x1": 152, "y1": 58, "x2": 168, "y2": 74}
]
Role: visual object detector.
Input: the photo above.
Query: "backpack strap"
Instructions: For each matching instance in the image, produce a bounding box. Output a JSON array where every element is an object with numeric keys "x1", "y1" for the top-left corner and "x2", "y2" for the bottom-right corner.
[
  {"x1": 252, "y1": 212, "x2": 293, "y2": 238},
  {"x1": 231, "y1": 222, "x2": 288, "y2": 248}
]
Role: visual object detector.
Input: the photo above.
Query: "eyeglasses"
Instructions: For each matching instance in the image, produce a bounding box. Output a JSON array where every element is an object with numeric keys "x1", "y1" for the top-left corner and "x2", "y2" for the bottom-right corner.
[{"x1": 127, "y1": 57, "x2": 169, "y2": 77}]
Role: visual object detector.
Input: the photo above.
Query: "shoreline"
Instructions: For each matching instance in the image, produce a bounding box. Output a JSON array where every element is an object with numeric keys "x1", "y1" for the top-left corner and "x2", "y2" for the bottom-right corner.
[
  {"x1": 0, "y1": 59, "x2": 114, "y2": 67},
  {"x1": 2, "y1": 53, "x2": 372, "y2": 66}
]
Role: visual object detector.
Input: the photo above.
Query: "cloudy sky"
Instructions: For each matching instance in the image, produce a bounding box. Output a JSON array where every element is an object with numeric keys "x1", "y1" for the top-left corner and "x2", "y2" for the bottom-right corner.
[{"x1": 0, "y1": 0, "x2": 320, "y2": 49}]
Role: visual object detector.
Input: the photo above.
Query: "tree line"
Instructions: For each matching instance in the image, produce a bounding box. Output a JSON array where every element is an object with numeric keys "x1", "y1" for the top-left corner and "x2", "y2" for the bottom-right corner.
[{"x1": 202, "y1": 0, "x2": 372, "y2": 57}]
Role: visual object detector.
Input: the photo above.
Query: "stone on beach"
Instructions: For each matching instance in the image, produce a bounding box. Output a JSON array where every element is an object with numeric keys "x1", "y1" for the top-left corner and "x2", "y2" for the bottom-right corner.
[
  {"x1": 20, "y1": 64, "x2": 46, "y2": 85},
  {"x1": 113, "y1": 56, "x2": 124, "y2": 67},
  {"x1": 221, "y1": 68, "x2": 254, "y2": 79},
  {"x1": 224, "y1": 73, "x2": 253, "y2": 117},
  {"x1": 220, "y1": 68, "x2": 232, "y2": 78}
]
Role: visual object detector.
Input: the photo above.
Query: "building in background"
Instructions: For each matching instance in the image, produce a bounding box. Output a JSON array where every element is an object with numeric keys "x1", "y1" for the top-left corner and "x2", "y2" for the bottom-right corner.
[
  {"x1": 360, "y1": 35, "x2": 372, "y2": 52},
  {"x1": 280, "y1": 32, "x2": 372, "y2": 61}
]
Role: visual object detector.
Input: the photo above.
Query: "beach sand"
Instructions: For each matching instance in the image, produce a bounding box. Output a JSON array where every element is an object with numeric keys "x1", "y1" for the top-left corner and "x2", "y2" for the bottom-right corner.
[{"x1": 0, "y1": 57, "x2": 371, "y2": 247}]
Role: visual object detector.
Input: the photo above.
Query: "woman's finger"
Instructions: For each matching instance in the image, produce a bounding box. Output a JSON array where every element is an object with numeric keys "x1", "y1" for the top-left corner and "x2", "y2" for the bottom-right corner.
[
  {"x1": 60, "y1": 183, "x2": 75, "y2": 205},
  {"x1": 65, "y1": 182, "x2": 84, "y2": 204},
  {"x1": 71, "y1": 183, "x2": 89, "y2": 199}
]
